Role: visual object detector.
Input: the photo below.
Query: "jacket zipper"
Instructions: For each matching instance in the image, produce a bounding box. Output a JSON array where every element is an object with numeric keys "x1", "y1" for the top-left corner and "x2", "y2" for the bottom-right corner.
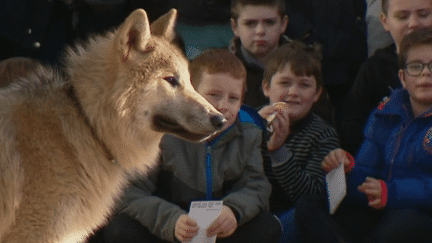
[
  {"x1": 205, "y1": 143, "x2": 212, "y2": 200},
  {"x1": 388, "y1": 119, "x2": 414, "y2": 180}
]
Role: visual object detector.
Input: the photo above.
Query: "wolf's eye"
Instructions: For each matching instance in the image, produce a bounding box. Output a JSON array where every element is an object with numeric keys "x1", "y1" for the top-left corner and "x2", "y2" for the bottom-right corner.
[{"x1": 163, "y1": 77, "x2": 179, "y2": 87}]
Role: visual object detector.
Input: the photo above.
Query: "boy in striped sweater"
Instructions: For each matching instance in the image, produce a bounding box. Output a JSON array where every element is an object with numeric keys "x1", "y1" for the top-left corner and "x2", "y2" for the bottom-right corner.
[{"x1": 258, "y1": 41, "x2": 339, "y2": 242}]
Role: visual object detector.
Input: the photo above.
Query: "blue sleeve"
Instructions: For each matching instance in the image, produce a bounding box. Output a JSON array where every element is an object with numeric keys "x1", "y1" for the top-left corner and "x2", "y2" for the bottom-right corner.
[
  {"x1": 345, "y1": 113, "x2": 386, "y2": 207},
  {"x1": 387, "y1": 173, "x2": 432, "y2": 214}
]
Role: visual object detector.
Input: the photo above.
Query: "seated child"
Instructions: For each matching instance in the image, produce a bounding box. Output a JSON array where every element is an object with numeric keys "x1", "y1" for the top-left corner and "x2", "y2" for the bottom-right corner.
[
  {"x1": 229, "y1": 0, "x2": 289, "y2": 108},
  {"x1": 296, "y1": 29, "x2": 432, "y2": 243},
  {"x1": 102, "y1": 48, "x2": 281, "y2": 243},
  {"x1": 258, "y1": 40, "x2": 339, "y2": 242}
]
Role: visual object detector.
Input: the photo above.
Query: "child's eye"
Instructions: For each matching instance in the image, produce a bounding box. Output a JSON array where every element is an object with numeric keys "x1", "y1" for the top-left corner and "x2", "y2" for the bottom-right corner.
[
  {"x1": 229, "y1": 96, "x2": 240, "y2": 101},
  {"x1": 418, "y1": 9, "x2": 432, "y2": 18},
  {"x1": 264, "y1": 19, "x2": 276, "y2": 26},
  {"x1": 279, "y1": 81, "x2": 290, "y2": 86},
  {"x1": 244, "y1": 20, "x2": 258, "y2": 27},
  {"x1": 394, "y1": 12, "x2": 409, "y2": 20}
]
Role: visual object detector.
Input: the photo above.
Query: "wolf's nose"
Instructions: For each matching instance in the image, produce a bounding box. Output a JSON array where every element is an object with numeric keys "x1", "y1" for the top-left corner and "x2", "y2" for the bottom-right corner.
[{"x1": 210, "y1": 115, "x2": 226, "y2": 129}]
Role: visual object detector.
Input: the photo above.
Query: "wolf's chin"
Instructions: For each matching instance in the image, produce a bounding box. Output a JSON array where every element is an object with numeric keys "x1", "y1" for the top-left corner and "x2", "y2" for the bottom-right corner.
[{"x1": 152, "y1": 115, "x2": 213, "y2": 142}]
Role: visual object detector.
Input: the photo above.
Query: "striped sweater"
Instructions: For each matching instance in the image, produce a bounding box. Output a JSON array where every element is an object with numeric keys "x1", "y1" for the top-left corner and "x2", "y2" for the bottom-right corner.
[{"x1": 263, "y1": 113, "x2": 340, "y2": 211}]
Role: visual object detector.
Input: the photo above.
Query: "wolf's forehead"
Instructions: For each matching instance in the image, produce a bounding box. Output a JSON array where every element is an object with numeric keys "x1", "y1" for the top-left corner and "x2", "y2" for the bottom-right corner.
[{"x1": 158, "y1": 51, "x2": 189, "y2": 72}]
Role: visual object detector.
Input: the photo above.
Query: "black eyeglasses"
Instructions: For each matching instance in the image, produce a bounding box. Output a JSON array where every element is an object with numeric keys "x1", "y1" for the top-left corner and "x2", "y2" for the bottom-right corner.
[{"x1": 404, "y1": 61, "x2": 432, "y2": 76}]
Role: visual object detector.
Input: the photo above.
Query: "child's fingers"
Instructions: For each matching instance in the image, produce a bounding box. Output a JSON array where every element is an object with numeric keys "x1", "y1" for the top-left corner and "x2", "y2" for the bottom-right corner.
[
  {"x1": 358, "y1": 182, "x2": 381, "y2": 198},
  {"x1": 207, "y1": 217, "x2": 223, "y2": 237},
  {"x1": 363, "y1": 188, "x2": 381, "y2": 196},
  {"x1": 258, "y1": 105, "x2": 277, "y2": 118},
  {"x1": 321, "y1": 154, "x2": 341, "y2": 172},
  {"x1": 181, "y1": 215, "x2": 198, "y2": 226},
  {"x1": 175, "y1": 226, "x2": 198, "y2": 242},
  {"x1": 175, "y1": 215, "x2": 199, "y2": 242},
  {"x1": 273, "y1": 112, "x2": 289, "y2": 132},
  {"x1": 368, "y1": 198, "x2": 381, "y2": 207}
]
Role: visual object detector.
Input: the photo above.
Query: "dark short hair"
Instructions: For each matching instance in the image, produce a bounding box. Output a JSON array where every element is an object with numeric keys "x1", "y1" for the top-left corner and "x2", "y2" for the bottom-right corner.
[
  {"x1": 399, "y1": 29, "x2": 432, "y2": 69},
  {"x1": 263, "y1": 40, "x2": 323, "y2": 89},
  {"x1": 382, "y1": 0, "x2": 432, "y2": 15},
  {"x1": 381, "y1": 0, "x2": 389, "y2": 15},
  {"x1": 231, "y1": 0, "x2": 286, "y2": 21}
]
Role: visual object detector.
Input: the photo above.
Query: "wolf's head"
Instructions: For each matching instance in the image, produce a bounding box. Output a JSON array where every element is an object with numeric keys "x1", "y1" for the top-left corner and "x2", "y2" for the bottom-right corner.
[
  {"x1": 119, "y1": 9, "x2": 226, "y2": 141},
  {"x1": 67, "y1": 9, "x2": 226, "y2": 146}
]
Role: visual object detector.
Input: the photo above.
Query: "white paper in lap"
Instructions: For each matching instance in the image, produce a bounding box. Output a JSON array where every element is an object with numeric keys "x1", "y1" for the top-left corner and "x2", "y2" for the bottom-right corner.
[
  {"x1": 326, "y1": 163, "x2": 347, "y2": 215},
  {"x1": 188, "y1": 201, "x2": 223, "y2": 243}
]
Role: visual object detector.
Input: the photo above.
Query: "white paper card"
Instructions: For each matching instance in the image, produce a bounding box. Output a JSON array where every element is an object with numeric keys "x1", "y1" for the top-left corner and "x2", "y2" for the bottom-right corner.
[
  {"x1": 188, "y1": 201, "x2": 223, "y2": 243},
  {"x1": 326, "y1": 162, "x2": 347, "y2": 214}
]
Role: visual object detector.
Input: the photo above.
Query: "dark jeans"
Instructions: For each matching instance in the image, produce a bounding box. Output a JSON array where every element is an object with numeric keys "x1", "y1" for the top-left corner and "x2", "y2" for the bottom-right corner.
[
  {"x1": 295, "y1": 194, "x2": 432, "y2": 243},
  {"x1": 96, "y1": 211, "x2": 281, "y2": 243}
]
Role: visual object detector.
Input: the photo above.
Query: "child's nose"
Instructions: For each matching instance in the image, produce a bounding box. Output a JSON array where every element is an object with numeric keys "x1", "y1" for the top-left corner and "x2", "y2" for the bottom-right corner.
[
  {"x1": 255, "y1": 23, "x2": 265, "y2": 35},
  {"x1": 408, "y1": 15, "x2": 422, "y2": 29},
  {"x1": 215, "y1": 97, "x2": 229, "y2": 112},
  {"x1": 421, "y1": 65, "x2": 432, "y2": 76},
  {"x1": 288, "y1": 85, "x2": 300, "y2": 96}
]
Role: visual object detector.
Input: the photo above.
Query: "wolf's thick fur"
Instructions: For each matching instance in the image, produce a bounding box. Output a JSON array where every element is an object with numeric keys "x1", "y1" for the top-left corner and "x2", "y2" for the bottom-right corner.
[{"x1": 0, "y1": 9, "x2": 224, "y2": 243}]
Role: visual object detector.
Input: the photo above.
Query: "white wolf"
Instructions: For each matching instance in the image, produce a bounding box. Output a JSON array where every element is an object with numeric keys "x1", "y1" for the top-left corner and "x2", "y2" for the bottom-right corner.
[{"x1": 0, "y1": 8, "x2": 225, "y2": 243}]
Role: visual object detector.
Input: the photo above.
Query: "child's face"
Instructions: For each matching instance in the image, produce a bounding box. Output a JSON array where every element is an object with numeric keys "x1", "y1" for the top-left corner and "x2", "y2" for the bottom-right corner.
[
  {"x1": 380, "y1": 0, "x2": 432, "y2": 51},
  {"x1": 399, "y1": 44, "x2": 432, "y2": 115},
  {"x1": 263, "y1": 64, "x2": 322, "y2": 123},
  {"x1": 231, "y1": 5, "x2": 288, "y2": 59},
  {"x1": 196, "y1": 71, "x2": 243, "y2": 131}
]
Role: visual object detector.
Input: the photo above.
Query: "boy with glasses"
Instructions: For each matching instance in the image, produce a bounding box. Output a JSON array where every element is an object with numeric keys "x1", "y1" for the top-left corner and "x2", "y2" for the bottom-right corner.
[
  {"x1": 340, "y1": 0, "x2": 432, "y2": 155},
  {"x1": 403, "y1": 61, "x2": 432, "y2": 76},
  {"x1": 296, "y1": 29, "x2": 432, "y2": 243}
]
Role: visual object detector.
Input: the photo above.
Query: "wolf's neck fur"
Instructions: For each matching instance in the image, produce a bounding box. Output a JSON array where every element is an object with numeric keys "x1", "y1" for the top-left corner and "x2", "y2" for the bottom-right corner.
[
  {"x1": 66, "y1": 85, "x2": 116, "y2": 163},
  {"x1": 66, "y1": 35, "x2": 163, "y2": 173}
]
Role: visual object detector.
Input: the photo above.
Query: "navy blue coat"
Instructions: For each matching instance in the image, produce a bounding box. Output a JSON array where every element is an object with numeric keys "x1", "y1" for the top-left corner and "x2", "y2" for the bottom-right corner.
[{"x1": 347, "y1": 89, "x2": 432, "y2": 216}]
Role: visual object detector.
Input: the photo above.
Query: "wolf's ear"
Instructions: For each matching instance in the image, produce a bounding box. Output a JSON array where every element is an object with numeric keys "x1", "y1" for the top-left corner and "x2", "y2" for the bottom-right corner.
[
  {"x1": 115, "y1": 9, "x2": 151, "y2": 60},
  {"x1": 150, "y1": 8, "x2": 177, "y2": 43}
]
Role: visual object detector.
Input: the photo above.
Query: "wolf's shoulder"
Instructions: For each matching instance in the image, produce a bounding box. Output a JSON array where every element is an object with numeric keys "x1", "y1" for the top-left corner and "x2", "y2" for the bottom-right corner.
[
  {"x1": 0, "y1": 64, "x2": 69, "y2": 106},
  {"x1": 0, "y1": 64, "x2": 74, "y2": 133}
]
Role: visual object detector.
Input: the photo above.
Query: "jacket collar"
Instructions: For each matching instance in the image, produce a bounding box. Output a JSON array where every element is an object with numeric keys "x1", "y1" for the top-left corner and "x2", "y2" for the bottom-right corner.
[
  {"x1": 376, "y1": 88, "x2": 432, "y2": 119},
  {"x1": 206, "y1": 119, "x2": 243, "y2": 147}
]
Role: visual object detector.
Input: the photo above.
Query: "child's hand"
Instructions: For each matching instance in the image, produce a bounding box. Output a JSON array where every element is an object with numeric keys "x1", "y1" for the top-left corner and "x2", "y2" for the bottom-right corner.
[
  {"x1": 258, "y1": 105, "x2": 290, "y2": 151},
  {"x1": 175, "y1": 214, "x2": 199, "y2": 242},
  {"x1": 207, "y1": 205, "x2": 237, "y2": 238},
  {"x1": 267, "y1": 108, "x2": 290, "y2": 151},
  {"x1": 358, "y1": 177, "x2": 384, "y2": 209},
  {"x1": 258, "y1": 105, "x2": 277, "y2": 120},
  {"x1": 321, "y1": 148, "x2": 352, "y2": 173}
]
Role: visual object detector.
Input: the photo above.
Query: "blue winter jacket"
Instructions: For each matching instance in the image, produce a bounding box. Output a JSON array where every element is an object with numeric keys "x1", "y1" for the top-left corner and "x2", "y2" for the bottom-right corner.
[{"x1": 346, "y1": 88, "x2": 432, "y2": 216}]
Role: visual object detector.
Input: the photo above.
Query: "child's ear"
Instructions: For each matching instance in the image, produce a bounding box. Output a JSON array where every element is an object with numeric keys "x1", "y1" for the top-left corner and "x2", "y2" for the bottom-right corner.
[
  {"x1": 262, "y1": 80, "x2": 270, "y2": 98},
  {"x1": 231, "y1": 18, "x2": 240, "y2": 37},
  {"x1": 379, "y1": 12, "x2": 390, "y2": 32},
  {"x1": 399, "y1": 69, "x2": 407, "y2": 89},
  {"x1": 313, "y1": 87, "x2": 323, "y2": 102},
  {"x1": 281, "y1": 15, "x2": 289, "y2": 33}
]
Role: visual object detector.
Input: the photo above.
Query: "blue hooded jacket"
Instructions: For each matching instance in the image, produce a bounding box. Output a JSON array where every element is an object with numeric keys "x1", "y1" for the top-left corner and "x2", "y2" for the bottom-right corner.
[{"x1": 346, "y1": 88, "x2": 432, "y2": 216}]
